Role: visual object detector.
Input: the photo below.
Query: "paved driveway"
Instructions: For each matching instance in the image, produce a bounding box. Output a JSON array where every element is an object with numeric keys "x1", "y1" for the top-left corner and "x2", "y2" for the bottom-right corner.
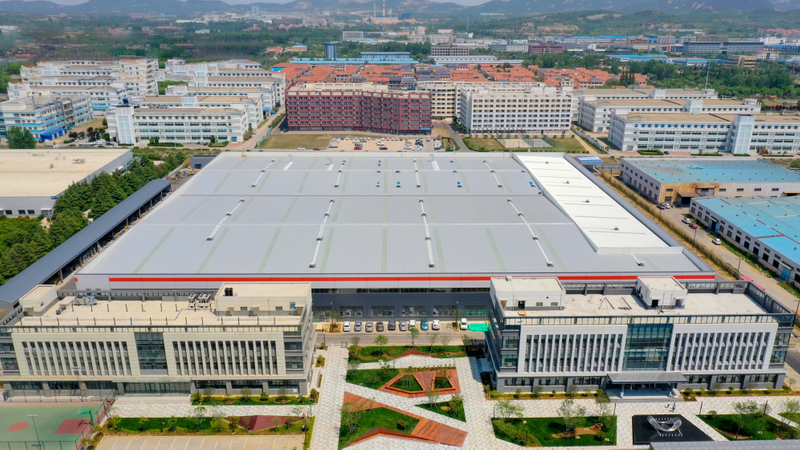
[{"x1": 97, "y1": 436, "x2": 304, "y2": 450}]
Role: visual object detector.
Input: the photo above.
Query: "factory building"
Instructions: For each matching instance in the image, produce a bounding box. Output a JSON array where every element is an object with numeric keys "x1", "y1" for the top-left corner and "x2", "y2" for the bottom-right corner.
[
  {"x1": 620, "y1": 158, "x2": 800, "y2": 205},
  {"x1": 488, "y1": 276, "x2": 792, "y2": 393}
]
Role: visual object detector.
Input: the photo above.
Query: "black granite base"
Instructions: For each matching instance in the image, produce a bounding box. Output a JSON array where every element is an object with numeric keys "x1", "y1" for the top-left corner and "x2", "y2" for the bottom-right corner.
[{"x1": 632, "y1": 414, "x2": 713, "y2": 445}]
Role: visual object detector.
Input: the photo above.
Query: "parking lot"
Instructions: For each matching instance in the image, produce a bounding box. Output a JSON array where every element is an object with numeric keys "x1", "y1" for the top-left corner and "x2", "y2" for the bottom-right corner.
[{"x1": 326, "y1": 136, "x2": 438, "y2": 152}]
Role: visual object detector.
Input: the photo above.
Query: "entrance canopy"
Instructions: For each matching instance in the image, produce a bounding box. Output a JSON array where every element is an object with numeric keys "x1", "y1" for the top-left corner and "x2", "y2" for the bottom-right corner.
[{"x1": 607, "y1": 372, "x2": 686, "y2": 384}]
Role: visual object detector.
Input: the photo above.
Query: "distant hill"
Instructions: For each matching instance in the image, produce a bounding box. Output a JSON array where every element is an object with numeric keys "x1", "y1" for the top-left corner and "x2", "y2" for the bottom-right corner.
[{"x1": 0, "y1": 0, "x2": 791, "y2": 16}]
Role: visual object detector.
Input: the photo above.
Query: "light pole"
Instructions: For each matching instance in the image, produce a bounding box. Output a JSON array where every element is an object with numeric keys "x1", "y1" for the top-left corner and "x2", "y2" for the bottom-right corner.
[
  {"x1": 28, "y1": 414, "x2": 41, "y2": 450},
  {"x1": 691, "y1": 227, "x2": 698, "y2": 250},
  {"x1": 736, "y1": 258, "x2": 743, "y2": 279}
]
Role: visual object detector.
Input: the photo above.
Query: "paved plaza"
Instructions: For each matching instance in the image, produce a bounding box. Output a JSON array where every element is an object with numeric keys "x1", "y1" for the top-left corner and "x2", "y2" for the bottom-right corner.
[{"x1": 109, "y1": 346, "x2": 800, "y2": 449}]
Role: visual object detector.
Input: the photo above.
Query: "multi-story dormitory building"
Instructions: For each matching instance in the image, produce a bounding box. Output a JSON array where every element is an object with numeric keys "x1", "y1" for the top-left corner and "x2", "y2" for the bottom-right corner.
[
  {"x1": 135, "y1": 95, "x2": 264, "y2": 130},
  {"x1": 21, "y1": 59, "x2": 158, "y2": 96},
  {"x1": 188, "y1": 74, "x2": 285, "y2": 112},
  {"x1": 416, "y1": 81, "x2": 547, "y2": 120},
  {"x1": 487, "y1": 276, "x2": 793, "y2": 394},
  {"x1": 285, "y1": 82, "x2": 432, "y2": 134},
  {"x1": 609, "y1": 111, "x2": 800, "y2": 154},
  {"x1": 458, "y1": 85, "x2": 572, "y2": 135},
  {"x1": 8, "y1": 83, "x2": 127, "y2": 113},
  {"x1": 570, "y1": 88, "x2": 718, "y2": 121},
  {"x1": 578, "y1": 98, "x2": 760, "y2": 132},
  {"x1": 107, "y1": 104, "x2": 247, "y2": 145},
  {"x1": 0, "y1": 282, "x2": 316, "y2": 398},
  {"x1": 0, "y1": 94, "x2": 94, "y2": 141}
]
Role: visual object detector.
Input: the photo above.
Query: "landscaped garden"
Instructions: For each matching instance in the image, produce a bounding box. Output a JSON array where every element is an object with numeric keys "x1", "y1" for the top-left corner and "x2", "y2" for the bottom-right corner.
[
  {"x1": 338, "y1": 406, "x2": 419, "y2": 449},
  {"x1": 348, "y1": 345, "x2": 466, "y2": 363},
  {"x1": 700, "y1": 400, "x2": 800, "y2": 440},
  {"x1": 190, "y1": 388, "x2": 318, "y2": 406},
  {"x1": 105, "y1": 412, "x2": 314, "y2": 440},
  {"x1": 345, "y1": 367, "x2": 400, "y2": 390},
  {"x1": 417, "y1": 394, "x2": 466, "y2": 422},
  {"x1": 391, "y1": 375, "x2": 423, "y2": 392},
  {"x1": 492, "y1": 399, "x2": 616, "y2": 447}
]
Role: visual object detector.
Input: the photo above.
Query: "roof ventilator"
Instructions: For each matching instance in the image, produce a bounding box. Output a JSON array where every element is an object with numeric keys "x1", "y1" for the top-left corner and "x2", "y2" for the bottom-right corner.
[
  {"x1": 631, "y1": 254, "x2": 646, "y2": 267},
  {"x1": 334, "y1": 160, "x2": 346, "y2": 187},
  {"x1": 309, "y1": 199, "x2": 335, "y2": 268},
  {"x1": 507, "y1": 198, "x2": 554, "y2": 267},
  {"x1": 484, "y1": 160, "x2": 503, "y2": 187},
  {"x1": 413, "y1": 159, "x2": 421, "y2": 187},
  {"x1": 251, "y1": 159, "x2": 275, "y2": 187},
  {"x1": 207, "y1": 198, "x2": 245, "y2": 241},
  {"x1": 419, "y1": 199, "x2": 435, "y2": 268}
]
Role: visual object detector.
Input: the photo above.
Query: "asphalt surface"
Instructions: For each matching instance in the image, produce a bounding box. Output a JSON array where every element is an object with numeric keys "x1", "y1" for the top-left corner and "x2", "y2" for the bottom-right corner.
[{"x1": 786, "y1": 349, "x2": 800, "y2": 374}]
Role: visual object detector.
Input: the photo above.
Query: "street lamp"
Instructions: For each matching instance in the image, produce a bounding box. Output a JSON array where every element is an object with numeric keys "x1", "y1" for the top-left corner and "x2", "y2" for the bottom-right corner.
[
  {"x1": 691, "y1": 227, "x2": 698, "y2": 250},
  {"x1": 736, "y1": 258, "x2": 743, "y2": 279},
  {"x1": 28, "y1": 414, "x2": 42, "y2": 450}
]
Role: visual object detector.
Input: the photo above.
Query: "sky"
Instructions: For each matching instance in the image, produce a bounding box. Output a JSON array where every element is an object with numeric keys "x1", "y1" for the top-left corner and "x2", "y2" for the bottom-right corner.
[{"x1": 5, "y1": 0, "x2": 486, "y2": 6}]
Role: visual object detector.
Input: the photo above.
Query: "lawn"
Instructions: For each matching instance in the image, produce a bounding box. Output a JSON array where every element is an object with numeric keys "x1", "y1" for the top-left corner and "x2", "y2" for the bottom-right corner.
[
  {"x1": 493, "y1": 416, "x2": 616, "y2": 447},
  {"x1": 700, "y1": 414, "x2": 798, "y2": 440},
  {"x1": 463, "y1": 137, "x2": 505, "y2": 151},
  {"x1": 110, "y1": 416, "x2": 315, "y2": 442},
  {"x1": 390, "y1": 375, "x2": 423, "y2": 392},
  {"x1": 417, "y1": 399, "x2": 466, "y2": 422},
  {"x1": 349, "y1": 345, "x2": 466, "y2": 363},
  {"x1": 259, "y1": 132, "x2": 381, "y2": 149},
  {"x1": 346, "y1": 368, "x2": 400, "y2": 389},
  {"x1": 115, "y1": 417, "x2": 213, "y2": 433},
  {"x1": 434, "y1": 377, "x2": 452, "y2": 389},
  {"x1": 338, "y1": 407, "x2": 419, "y2": 449},
  {"x1": 548, "y1": 137, "x2": 590, "y2": 154}
]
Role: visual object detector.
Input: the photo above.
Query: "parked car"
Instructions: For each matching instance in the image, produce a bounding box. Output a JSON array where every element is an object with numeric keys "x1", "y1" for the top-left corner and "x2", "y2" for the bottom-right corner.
[
  {"x1": 297, "y1": 147, "x2": 306, "y2": 151},
  {"x1": 712, "y1": 238, "x2": 722, "y2": 245},
  {"x1": 354, "y1": 321, "x2": 363, "y2": 332},
  {"x1": 432, "y1": 319, "x2": 440, "y2": 330},
  {"x1": 689, "y1": 223, "x2": 698, "y2": 229},
  {"x1": 657, "y1": 204, "x2": 666, "y2": 210},
  {"x1": 664, "y1": 151, "x2": 671, "y2": 155},
  {"x1": 421, "y1": 318, "x2": 429, "y2": 331},
  {"x1": 388, "y1": 321, "x2": 397, "y2": 331},
  {"x1": 409, "y1": 319, "x2": 417, "y2": 329},
  {"x1": 682, "y1": 217, "x2": 692, "y2": 224},
  {"x1": 460, "y1": 318, "x2": 468, "y2": 331},
  {"x1": 365, "y1": 322, "x2": 373, "y2": 332},
  {"x1": 343, "y1": 321, "x2": 351, "y2": 332},
  {"x1": 313, "y1": 147, "x2": 321, "y2": 151},
  {"x1": 376, "y1": 322, "x2": 385, "y2": 332},
  {"x1": 399, "y1": 321, "x2": 408, "y2": 331}
]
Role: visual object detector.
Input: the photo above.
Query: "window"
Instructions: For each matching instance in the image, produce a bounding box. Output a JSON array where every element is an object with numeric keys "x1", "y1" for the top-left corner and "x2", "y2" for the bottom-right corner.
[{"x1": 27, "y1": 210, "x2": 34, "y2": 215}]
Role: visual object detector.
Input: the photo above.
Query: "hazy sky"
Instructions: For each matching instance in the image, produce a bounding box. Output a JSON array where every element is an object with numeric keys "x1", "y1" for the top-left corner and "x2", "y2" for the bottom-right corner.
[{"x1": 6, "y1": 0, "x2": 486, "y2": 5}]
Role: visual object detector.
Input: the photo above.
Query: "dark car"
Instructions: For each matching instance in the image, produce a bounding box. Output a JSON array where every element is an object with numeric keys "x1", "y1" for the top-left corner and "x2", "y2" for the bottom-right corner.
[
  {"x1": 376, "y1": 322, "x2": 385, "y2": 332},
  {"x1": 388, "y1": 321, "x2": 397, "y2": 331}
]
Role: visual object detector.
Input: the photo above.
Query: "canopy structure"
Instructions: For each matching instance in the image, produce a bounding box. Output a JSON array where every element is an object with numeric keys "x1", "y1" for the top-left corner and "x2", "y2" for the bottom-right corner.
[{"x1": 607, "y1": 372, "x2": 686, "y2": 384}]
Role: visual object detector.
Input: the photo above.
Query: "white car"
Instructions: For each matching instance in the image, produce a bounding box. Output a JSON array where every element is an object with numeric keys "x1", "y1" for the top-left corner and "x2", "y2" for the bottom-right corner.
[
  {"x1": 409, "y1": 319, "x2": 417, "y2": 329},
  {"x1": 460, "y1": 318, "x2": 468, "y2": 331},
  {"x1": 682, "y1": 218, "x2": 692, "y2": 224},
  {"x1": 712, "y1": 238, "x2": 722, "y2": 245},
  {"x1": 343, "y1": 321, "x2": 351, "y2": 332},
  {"x1": 297, "y1": 147, "x2": 305, "y2": 151},
  {"x1": 432, "y1": 319, "x2": 440, "y2": 330}
]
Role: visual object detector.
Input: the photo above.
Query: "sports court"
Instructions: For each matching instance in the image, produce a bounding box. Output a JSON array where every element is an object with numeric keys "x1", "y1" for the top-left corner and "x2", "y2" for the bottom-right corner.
[
  {"x1": 96, "y1": 436, "x2": 305, "y2": 450},
  {"x1": 0, "y1": 403, "x2": 104, "y2": 450}
]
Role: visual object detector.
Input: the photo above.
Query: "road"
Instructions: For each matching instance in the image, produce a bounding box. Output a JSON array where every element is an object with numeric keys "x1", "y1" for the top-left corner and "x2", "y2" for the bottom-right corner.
[
  {"x1": 660, "y1": 205, "x2": 800, "y2": 314},
  {"x1": 444, "y1": 123, "x2": 469, "y2": 152}
]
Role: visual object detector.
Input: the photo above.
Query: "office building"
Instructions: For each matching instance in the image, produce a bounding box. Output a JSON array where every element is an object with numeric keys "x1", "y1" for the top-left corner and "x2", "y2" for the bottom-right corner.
[
  {"x1": 0, "y1": 282, "x2": 316, "y2": 398},
  {"x1": 619, "y1": 158, "x2": 800, "y2": 205},
  {"x1": 8, "y1": 84, "x2": 127, "y2": 113},
  {"x1": 570, "y1": 88, "x2": 718, "y2": 121},
  {"x1": 528, "y1": 44, "x2": 564, "y2": 55},
  {"x1": 684, "y1": 40, "x2": 764, "y2": 55},
  {"x1": 609, "y1": 112, "x2": 800, "y2": 154},
  {"x1": 726, "y1": 55, "x2": 758, "y2": 68},
  {"x1": 0, "y1": 149, "x2": 132, "y2": 218},
  {"x1": 0, "y1": 94, "x2": 94, "y2": 141},
  {"x1": 189, "y1": 75, "x2": 284, "y2": 111},
  {"x1": 285, "y1": 83, "x2": 432, "y2": 134},
  {"x1": 430, "y1": 44, "x2": 470, "y2": 57},
  {"x1": 21, "y1": 59, "x2": 158, "y2": 96},
  {"x1": 165, "y1": 84, "x2": 278, "y2": 114},
  {"x1": 692, "y1": 196, "x2": 800, "y2": 288},
  {"x1": 416, "y1": 81, "x2": 545, "y2": 120},
  {"x1": 428, "y1": 34, "x2": 454, "y2": 45},
  {"x1": 578, "y1": 98, "x2": 760, "y2": 132},
  {"x1": 487, "y1": 276, "x2": 792, "y2": 393},
  {"x1": 342, "y1": 31, "x2": 364, "y2": 41},
  {"x1": 490, "y1": 40, "x2": 530, "y2": 52},
  {"x1": 137, "y1": 95, "x2": 264, "y2": 129},
  {"x1": 106, "y1": 105, "x2": 248, "y2": 145},
  {"x1": 324, "y1": 42, "x2": 338, "y2": 60},
  {"x1": 458, "y1": 85, "x2": 572, "y2": 135}
]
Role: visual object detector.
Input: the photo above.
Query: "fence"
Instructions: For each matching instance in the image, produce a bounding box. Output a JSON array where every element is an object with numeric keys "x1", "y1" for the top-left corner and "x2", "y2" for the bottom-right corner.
[
  {"x1": 572, "y1": 127, "x2": 609, "y2": 153},
  {"x1": 256, "y1": 127, "x2": 272, "y2": 148}
]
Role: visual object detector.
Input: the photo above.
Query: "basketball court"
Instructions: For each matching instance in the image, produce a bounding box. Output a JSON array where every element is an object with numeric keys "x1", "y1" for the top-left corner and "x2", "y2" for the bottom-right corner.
[
  {"x1": 96, "y1": 436, "x2": 305, "y2": 450},
  {"x1": 0, "y1": 403, "x2": 104, "y2": 449}
]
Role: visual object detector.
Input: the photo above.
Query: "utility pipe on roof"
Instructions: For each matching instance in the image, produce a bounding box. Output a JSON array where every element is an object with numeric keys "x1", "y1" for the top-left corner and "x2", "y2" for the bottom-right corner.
[
  {"x1": 420, "y1": 199, "x2": 435, "y2": 268},
  {"x1": 507, "y1": 198, "x2": 554, "y2": 267},
  {"x1": 484, "y1": 160, "x2": 502, "y2": 187},
  {"x1": 251, "y1": 159, "x2": 275, "y2": 187},
  {"x1": 310, "y1": 199, "x2": 335, "y2": 268},
  {"x1": 207, "y1": 198, "x2": 244, "y2": 241}
]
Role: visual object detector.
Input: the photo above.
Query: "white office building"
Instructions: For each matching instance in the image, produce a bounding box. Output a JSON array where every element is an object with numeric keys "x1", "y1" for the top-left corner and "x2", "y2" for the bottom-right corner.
[
  {"x1": 458, "y1": 84, "x2": 572, "y2": 135},
  {"x1": 21, "y1": 59, "x2": 158, "y2": 96},
  {"x1": 0, "y1": 94, "x2": 94, "y2": 141},
  {"x1": 137, "y1": 95, "x2": 263, "y2": 129},
  {"x1": 107, "y1": 105, "x2": 248, "y2": 145},
  {"x1": 609, "y1": 111, "x2": 800, "y2": 154},
  {"x1": 570, "y1": 88, "x2": 718, "y2": 120},
  {"x1": 8, "y1": 83, "x2": 127, "y2": 113},
  {"x1": 578, "y1": 98, "x2": 760, "y2": 132},
  {"x1": 189, "y1": 75, "x2": 285, "y2": 112}
]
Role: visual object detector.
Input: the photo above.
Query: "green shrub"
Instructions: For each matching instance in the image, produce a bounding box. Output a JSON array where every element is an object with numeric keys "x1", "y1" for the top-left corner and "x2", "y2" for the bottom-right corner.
[
  {"x1": 684, "y1": 388, "x2": 694, "y2": 396},
  {"x1": 190, "y1": 392, "x2": 201, "y2": 403},
  {"x1": 707, "y1": 410, "x2": 717, "y2": 418},
  {"x1": 728, "y1": 386, "x2": 736, "y2": 394},
  {"x1": 310, "y1": 389, "x2": 319, "y2": 403},
  {"x1": 259, "y1": 391, "x2": 268, "y2": 401},
  {"x1": 397, "y1": 419, "x2": 408, "y2": 430},
  {"x1": 489, "y1": 390, "x2": 501, "y2": 399},
  {"x1": 595, "y1": 430, "x2": 606, "y2": 441}
]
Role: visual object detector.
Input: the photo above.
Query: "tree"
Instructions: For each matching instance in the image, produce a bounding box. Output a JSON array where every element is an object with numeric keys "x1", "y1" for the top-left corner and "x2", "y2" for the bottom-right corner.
[
  {"x1": 209, "y1": 135, "x2": 217, "y2": 144},
  {"x1": 426, "y1": 330, "x2": 439, "y2": 352},
  {"x1": 270, "y1": 416, "x2": 282, "y2": 430},
  {"x1": 556, "y1": 399, "x2": 587, "y2": 437},
  {"x1": 731, "y1": 400, "x2": 760, "y2": 439},
  {"x1": 461, "y1": 335, "x2": 472, "y2": 353},
  {"x1": 597, "y1": 403, "x2": 614, "y2": 433},
  {"x1": 108, "y1": 415, "x2": 122, "y2": 430},
  {"x1": 401, "y1": 366, "x2": 416, "y2": 389},
  {"x1": 340, "y1": 402, "x2": 360, "y2": 435},
  {"x1": 210, "y1": 408, "x2": 228, "y2": 432},
  {"x1": 533, "y1": 385, "x2": 544, "y2": 398},
  {"x1": 191, "y1": 406, "x2": 206, "y2": 431},
  {"x1": 374, "y1": 334, "x2": 388, "y2": 357},
  {"x1": 138, "y1": 416, "x2": 149, "y2": 432},
  {"x1": 439, "y1": 333, "x2": 452, "y2": 350},
  {"x1": 347, "y1": 359, "x2": 360, "y2": 373},
  {"x1": 424, "y1": 383, "x2": 440, "y2": 408},
  {"x1": 240, "y1": 387, "x2": 252, "y2": 400},
  {"x1": 449, "y1": 393, "x2": 464, "y2": 421},
  {"x1": 788, "y1": 377, "x2": 796, "y2": 390},
  {"x1": 496, "y1": 399, "x2": 524, "y2": 421},
  {"x1": 7, "y1": 126, "x2": 37, "y2": 149},
  {"x1": 167, "y1": 416, "x2": 178, "y2": 432},
  {"x1": 454, "y1": 308, "x2": 463, "y2": 330},
  {"x1": 409, "y1": 327, "x2": 420, "y2": 347},
  {"x1": 202, "y1": 387, "x2": 214, "y2": 403},
  {"x1": 781, "y1": 400, "x2": 800, "y2": 427},
  {"x1": 567, "y1": 384, "x2": 579, "y2": 398}
]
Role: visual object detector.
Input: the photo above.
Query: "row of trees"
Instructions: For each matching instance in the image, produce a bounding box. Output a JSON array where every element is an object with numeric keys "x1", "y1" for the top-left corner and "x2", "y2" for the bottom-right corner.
[{"x1": 0, "y1": 157, "x2": 169, "y2": 286}]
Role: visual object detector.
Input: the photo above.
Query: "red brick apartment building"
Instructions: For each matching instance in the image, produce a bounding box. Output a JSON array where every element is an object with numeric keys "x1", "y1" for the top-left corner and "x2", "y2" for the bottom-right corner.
[{"x1": 285, "y1": 83, "x2": 432, "y2": 134}]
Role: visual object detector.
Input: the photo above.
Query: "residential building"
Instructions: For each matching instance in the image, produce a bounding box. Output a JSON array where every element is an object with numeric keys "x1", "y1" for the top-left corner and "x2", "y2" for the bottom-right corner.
[
  {"x1": 0, "y1": 94, "x2": 94, "y2": 141},
  {"x1": 8, "y1": 83, "x2": 127, "y2": 113},
  {"x1": 578, "y1": 98, "x2": 760, "y2": 133},
  {"x1": 21, "y1": 59, "x2": 158, "y2": 96},
  {"x1": 491, "y1": 40, "x2": 530, "y2": 52},
  {"x1": 285, "y1": 83, "x2": 432, "y2": 134},
  {"x1": 166, "y1": 84, "x2": 279, "y2": 113},
  {"x1": 428, "y1": 34, "x2": 454, "y2": 45},
  {"x1": 107, "y1": 105, "x2": 248, "y2": 144},
  {"x1": 609, "y1": 112, "x2": 800, "y2": 155},
  {"x1": 430, "y1": 44, "x2": 470, "y2": 57},
  {"x1": 0, "y1": 282, "x2": 316, "y2": 398},
  {"x1": 487, "y1": 276, "x2": 791, "y2": 393},
  {"x1": 725, "y1": 55, "x2": 758, "y2": 68},
  {"x1": 528, "y1": 44, "x2": 564, "y2": 55},
  {"x1": 458, "y1": 85, "x2": 572, "y2": 135},
  {"x1": 417, "y1": 81, "x2": 546, "y2": 120},
  {"x1": 619, "y1": 158, "x2": 800, "y2": 205},
  {"x1": 692, "y1": 196, "x2": 800, "y2": 288}
]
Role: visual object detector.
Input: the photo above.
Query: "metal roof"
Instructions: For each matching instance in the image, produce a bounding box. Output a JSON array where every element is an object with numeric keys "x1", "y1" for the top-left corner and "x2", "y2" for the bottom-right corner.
[
  {"x1": 608, "y1": 372, "x2": 686, "y2": 383},
  {"x1": 0, "y1": 179, "x2": 171, "y2": 308},
  {"x1": 76, "y1": 153, "x2": 708, "y2": 287},
  {"x1": 625, "y1": 158, "x2": 800, "y2": 184}
]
